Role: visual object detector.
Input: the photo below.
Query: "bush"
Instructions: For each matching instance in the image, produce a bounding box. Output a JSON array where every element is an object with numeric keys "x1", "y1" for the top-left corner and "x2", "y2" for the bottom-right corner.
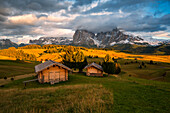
[
  {"x1": 102, "y1": 62, "x2": 121, "y2": 74},
  {"x1": 114, "y1": 63, "x2": 121, "y2": 74},
  {"x1": 4, "y1": 76, "x2": 7, "y2": 80},
  {"x1": 112, "y1": 57, "x2": 114, "y2": 61},
  {"x1": 142, "y1": 62, "x2": 145, "y2": 66},
  {"x1": 150, "y1": 60, "x2": 154, "y2": 64},
  {"x1": 94, "y1": 55, "x2": 98, "y2": 58},
  {"x1": 16, "y1": 58, "x2": 20, "y2": 61},
  {"x1": 11, "y1": 78, "x2": 14, "y2": 81},
  {"x1": 139, "y1": 65, "x2": 142, "y2": 69}
]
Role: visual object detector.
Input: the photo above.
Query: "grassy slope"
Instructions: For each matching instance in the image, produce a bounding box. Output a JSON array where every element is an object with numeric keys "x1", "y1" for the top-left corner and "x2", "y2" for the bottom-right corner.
[
  {"x1": 0, "y1": 84, "x2": 113, "y2": 113},
  {"x1": 0, "y1": 60, "x2": 40, "y2": 78},
  {"x1": 0, "y1": 73, "x2": 170, "y2": 113},
  {"x1": 87, "y1": 58, "x2": 170, "y2": 82}
]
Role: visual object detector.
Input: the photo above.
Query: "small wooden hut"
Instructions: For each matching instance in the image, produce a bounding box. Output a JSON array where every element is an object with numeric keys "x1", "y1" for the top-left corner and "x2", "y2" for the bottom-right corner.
[
  {"x1": 84, "y1": 62, "x2": 103, "y2": 76},
  {"x1": 35, "y1": 60, "x2": 72, "y2": 84}
]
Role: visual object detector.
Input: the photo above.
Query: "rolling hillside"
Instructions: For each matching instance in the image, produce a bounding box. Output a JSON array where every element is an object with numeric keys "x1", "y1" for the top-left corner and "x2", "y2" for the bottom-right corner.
[{"x1": 109, "y1": 44, "x2": 170, "y2": 55}]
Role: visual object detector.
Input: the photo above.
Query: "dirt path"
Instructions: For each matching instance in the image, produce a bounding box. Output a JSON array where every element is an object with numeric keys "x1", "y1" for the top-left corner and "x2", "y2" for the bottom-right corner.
[
  {"x1": 150, "y1": 76, "x2": 164, "y2": 80},
  {"x1": 0, "y1": 73, "x2": 36, "y2": 86}
]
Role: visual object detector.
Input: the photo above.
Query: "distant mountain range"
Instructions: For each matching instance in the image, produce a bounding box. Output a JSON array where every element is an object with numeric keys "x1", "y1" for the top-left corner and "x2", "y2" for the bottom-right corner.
[
  {"x1": 0, "y1": 28, "x2": 170, "y2": 54},
  {"x1": 28, "y1": 28, "x2": 170, "y2": 47},
  {"x1": 29, "y1": 37, "x2": 73, "y2": 45},
  {"x1": 0, "y1": 39, "x2": 18, "y2": 49},
  {"x1": 72, "y1": 28, "x2": 170, "y2": 47}
]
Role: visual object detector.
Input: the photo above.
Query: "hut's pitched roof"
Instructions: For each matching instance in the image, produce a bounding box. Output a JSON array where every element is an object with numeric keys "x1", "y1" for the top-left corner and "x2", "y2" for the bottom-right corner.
[
  {"x1": 35, "y1": 60, "x2": 72, "y2": 73},
  {"x1": 84, "y1": 62, "x2": 103, "y2": 71}
]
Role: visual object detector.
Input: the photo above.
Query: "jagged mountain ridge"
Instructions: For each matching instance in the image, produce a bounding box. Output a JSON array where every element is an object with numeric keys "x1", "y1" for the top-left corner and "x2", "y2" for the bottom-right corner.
[
  {"x1": 0, "y1": 39, "x2": 18, "y2": 49},
  {"x1": 29, "y1": 37, "x2": 73, "y2": 45},
  {"x1": 73, "y1": 28, "x2": 145, "y2": 47}
]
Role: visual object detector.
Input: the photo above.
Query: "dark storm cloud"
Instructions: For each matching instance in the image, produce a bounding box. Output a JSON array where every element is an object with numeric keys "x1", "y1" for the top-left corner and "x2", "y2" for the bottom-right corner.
[
  {"x1": 0, "y1": 0, "x2": 169, "y2": 38},
  {"x1": 0, "y1": 14, "x2": 7, "y2": 22},
  {"x1": 63, "y1": 13, "x2": 170, "y2": 33},
  {"x1": 0, "y1": 7, "x2": 11, "y2": 16},
  {"x1": 0, "y1": 0, "x2": 71, "y2": 15}
]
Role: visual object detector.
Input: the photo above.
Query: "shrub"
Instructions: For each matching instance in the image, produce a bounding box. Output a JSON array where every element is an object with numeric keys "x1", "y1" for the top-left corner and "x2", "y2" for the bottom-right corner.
[
  {"x1": 150, "y1": 60, "x2": 154, "y2": 64},
  {"x1": 162, "y1": 72, "x2": 166, "y2": 77},
  {"x1": 4, "y1": 76, "x2": 7, "y2": 80},
  {"x1": 142, "y1": 62, "x2": 145, "y2": 66},
  {"x1": 94, "y1": 55, "x2": 98, "y2": 58},
  {"x1": 11, "y1": 78, "x2": 14, "y2": 81},
  {"x1": 112, "y1": 57, "x2": 114, "y2": 61},
  {"x1": 139, "y1": 65, "x2": 142, "y2": 69},
  {"x1": 16, "y1": 58, "x2": 20, "y2": 61},
  {"x1": 114, "y1": 63, "x2": 121, "y2": 74}
]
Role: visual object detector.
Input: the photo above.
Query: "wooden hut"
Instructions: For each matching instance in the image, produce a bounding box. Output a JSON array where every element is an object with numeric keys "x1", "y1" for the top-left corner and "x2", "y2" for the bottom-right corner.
[
  {"x1": 35, "y1": 60, "x2": 72, "y2": 84},
  {"x1": 84, "y1": 62, "x2": 103, "y2": 76}
]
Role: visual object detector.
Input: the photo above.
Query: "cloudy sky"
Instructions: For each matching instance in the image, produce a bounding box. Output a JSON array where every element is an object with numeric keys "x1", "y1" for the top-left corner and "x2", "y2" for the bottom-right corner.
[{"x1": 0, "y1": 0, "x2": 170, "y2": 43}]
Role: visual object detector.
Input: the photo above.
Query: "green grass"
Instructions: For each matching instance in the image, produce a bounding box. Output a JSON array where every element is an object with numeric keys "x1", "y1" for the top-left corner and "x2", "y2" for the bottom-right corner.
[
  {"x1": 0, "y1": 60, "x2": 40, "y2": 78},
  {"x1": 0, "y1": 59, "x2": 170, "y2": 112},
  {"x1": 120, "y1": 59, "x2": 170, "y2": 82},
  {"x1": 1, "y1": 73, "x2": 170, "y2": 113},
  {"x1": 0, "y1": 84, "x2": 113, "y2": 113}
]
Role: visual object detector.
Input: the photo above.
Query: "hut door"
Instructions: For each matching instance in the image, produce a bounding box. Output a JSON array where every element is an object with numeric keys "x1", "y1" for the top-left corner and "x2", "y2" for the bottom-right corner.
[
  {"x1": 49, "y1": 72, "x2": 55, "y2": 81},
  {"x1": 55, "y1": 72, "x2": 60, "y2": 82}
]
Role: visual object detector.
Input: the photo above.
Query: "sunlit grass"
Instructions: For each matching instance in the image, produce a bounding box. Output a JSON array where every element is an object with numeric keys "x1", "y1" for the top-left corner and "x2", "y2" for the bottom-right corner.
[{"x1": 0, "y1": 84, "x2": 113, "y2": 113}]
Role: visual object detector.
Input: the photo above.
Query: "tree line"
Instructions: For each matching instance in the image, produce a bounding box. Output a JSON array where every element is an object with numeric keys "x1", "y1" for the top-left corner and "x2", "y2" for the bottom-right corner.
[
  {"x1": 0, "y1": 47, "x2": 37, "y2": 61},
  {"x1": 62, "y1": 46, "x2": 121, "y2": 74},
  {"x1": 62, "y1": 46, "x2": 88, "y2": 72},
  {"x1": 102, "y1": 54, "x2": 121, "y2": 74}
]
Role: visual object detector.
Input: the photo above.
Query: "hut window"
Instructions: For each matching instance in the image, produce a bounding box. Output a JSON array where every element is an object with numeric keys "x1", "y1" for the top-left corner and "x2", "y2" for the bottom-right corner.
[{"x1": 47, "y1": 67, "x2": 49, "y2": 70}]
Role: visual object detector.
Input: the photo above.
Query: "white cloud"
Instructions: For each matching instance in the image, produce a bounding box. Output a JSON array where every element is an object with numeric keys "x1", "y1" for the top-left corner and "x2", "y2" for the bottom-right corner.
[{"x1": 8, "y1": 14, "x2": 38, "y2": 25}]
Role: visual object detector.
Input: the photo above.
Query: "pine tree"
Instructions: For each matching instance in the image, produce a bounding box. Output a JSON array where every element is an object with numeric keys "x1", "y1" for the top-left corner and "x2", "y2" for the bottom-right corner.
[
  {"x1": 103, "y1": 54, "x2": 121, "y2": 74},
  {"x1": 114, "y1": 63, "x2": 121, "y2": 74},
  {"x1": 104, "y1": 54, "x2": 112, "y2": 62}
]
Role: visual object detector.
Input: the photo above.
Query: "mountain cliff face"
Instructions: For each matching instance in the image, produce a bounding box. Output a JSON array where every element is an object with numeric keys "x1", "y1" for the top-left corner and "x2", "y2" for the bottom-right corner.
[
  {"x1": 73, "y1": 30, "x2": 95, "y2": 46},
  {"x1": 0, "y1": 39, "x2": 18, "y2": 49},
  {"x1": 73, "y1": 28, "x2": 145, "y2": 47}
]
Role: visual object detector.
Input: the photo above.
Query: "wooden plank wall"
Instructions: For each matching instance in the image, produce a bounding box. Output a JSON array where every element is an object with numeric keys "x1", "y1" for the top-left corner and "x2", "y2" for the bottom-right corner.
[
  {"x1": 86, "y1": 66, "x2": 103, "y2": 76},
  {"x1": 38, "y1": 65, "x2": 68, "y2": 83}
]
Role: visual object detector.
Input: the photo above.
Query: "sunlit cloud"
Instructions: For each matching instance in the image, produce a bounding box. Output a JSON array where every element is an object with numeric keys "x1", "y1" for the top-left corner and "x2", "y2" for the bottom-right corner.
[{"x1": 0, "y1": 0, "x2": 169, "y2": 42}]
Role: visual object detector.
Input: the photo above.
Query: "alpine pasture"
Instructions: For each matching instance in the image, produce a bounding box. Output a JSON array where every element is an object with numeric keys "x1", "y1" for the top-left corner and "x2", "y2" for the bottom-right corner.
[{"x1": 0, "y1": 45, "x2": 170, "y2": 113}]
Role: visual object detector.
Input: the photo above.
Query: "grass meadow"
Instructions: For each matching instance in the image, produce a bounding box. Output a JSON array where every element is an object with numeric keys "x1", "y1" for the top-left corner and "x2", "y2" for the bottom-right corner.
[
  {"x1": 0, "y1": 55, "x2": 170, "y2": 112},
  {"x1": 0, "y1": 73, "x2": 170, "y2": 113},
  {"x1": 0, "y1": 60, "x2": 39, "y2": 79}
]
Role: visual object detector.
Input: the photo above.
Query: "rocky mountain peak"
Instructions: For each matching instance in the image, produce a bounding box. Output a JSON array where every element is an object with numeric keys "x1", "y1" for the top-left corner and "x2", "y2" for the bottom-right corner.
[
  {"x1": 0, "y1": 39, "x2": 18, "y2": 49},
  {"x1": 73, "y1": 29, "x2": 95, "y2": 46},
  {"x1": 73, "y1": 28, "x2": 145, "y2": 47}
]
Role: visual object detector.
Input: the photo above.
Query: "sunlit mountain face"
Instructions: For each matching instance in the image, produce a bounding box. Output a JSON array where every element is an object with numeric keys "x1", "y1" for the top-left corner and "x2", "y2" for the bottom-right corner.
[{"x1": 0, "y1": 0, "x2": 169, "y2": 43}]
